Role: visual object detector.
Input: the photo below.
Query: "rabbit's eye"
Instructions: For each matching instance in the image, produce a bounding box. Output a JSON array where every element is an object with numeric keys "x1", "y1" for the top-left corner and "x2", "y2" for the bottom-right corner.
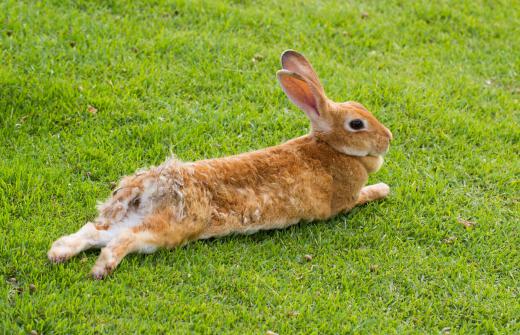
[{"x1": 349, "y1": 119, "x2": 365, "y2": 130}]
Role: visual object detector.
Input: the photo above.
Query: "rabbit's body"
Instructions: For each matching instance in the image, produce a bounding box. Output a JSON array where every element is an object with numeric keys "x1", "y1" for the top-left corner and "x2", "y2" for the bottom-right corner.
[
  {"x1": 98, "y1": 135, "x2": 377, "y2": 238},
  {"x1": 48, "y1": 51, "x2": 392, "y2": 278}
]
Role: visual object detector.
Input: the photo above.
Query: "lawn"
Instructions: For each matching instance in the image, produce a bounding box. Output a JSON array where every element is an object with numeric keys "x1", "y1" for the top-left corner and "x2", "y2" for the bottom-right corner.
[{"x1": 1, "y1": 0, "x2": 519, "y2": 333}]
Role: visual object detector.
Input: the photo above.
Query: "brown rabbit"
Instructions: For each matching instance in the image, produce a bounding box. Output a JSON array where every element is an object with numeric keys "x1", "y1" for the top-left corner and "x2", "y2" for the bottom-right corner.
[{"x1": 48, "y1": 50, "x2": 393, "y2": 279}]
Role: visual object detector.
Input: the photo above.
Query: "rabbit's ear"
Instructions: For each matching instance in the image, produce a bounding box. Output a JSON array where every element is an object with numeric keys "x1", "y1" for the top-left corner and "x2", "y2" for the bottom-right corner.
[
  {"x1": 277, "y1": 69, "x2": 330, "y2": 131},
  {"x1": 281, "y1": 50, "x2": 324, "y2": 94}
]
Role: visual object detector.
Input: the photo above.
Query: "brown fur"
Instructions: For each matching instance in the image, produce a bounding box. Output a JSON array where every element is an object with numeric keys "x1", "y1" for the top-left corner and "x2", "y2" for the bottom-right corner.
[{"x1": 48, "y1": 50, "x2": 393, "y2": 278}]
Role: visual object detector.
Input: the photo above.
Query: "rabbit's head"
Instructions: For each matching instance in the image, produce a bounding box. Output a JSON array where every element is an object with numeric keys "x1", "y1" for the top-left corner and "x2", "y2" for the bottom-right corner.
[{"x1": 277, "y1": 50, "x2": 392, "y2": 157}]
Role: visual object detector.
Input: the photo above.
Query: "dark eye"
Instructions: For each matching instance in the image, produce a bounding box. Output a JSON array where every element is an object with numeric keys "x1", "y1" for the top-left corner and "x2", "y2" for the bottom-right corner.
[{"x1": 349, "y1": 119, "x2": 365, "y2": 130}]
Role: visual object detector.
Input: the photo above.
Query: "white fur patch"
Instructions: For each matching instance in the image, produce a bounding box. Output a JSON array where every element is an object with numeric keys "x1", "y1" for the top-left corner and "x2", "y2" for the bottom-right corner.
[
  {"x1": 314, "y1": 119, "x2": 332, "y2": 133},
  {"x1": 339, "y1": 146, "x2": 369, "y2": 157}
]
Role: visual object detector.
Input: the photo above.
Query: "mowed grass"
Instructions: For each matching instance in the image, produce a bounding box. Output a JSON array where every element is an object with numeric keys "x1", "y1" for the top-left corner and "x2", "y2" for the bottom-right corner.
[{"x1": 1, "y1": 0, "x2": 519, "y2": 333}]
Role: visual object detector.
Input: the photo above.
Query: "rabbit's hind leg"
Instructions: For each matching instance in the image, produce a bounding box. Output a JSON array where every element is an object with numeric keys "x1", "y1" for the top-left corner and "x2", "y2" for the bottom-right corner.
[
  {"x1": 90, "y1": 209, "x2": 206, "y2": 279},
  {"x1": 47, "y1": 222, "x2": 114, "y2": 263},
  {"x1": 90, "y1": 228, "x2": 150, "y2": 279}
]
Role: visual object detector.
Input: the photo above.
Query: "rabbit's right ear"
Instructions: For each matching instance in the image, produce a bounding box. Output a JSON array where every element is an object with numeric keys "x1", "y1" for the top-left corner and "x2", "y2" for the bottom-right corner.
[
  {"x1": 281, "y1": 50, "x2": 324, "y2": 94},
  {"x1": 277, "y1": 69, "x2": 330, "y2": 131}
]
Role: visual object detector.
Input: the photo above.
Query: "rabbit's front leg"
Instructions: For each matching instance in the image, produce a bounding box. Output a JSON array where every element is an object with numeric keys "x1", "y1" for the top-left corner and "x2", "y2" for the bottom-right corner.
[
  {"x1": 355, "y1": 183, "x2": 390, "y2": 206},
  {"x1": 48, "y1": 222, "x2": 112, "y2": 263}
]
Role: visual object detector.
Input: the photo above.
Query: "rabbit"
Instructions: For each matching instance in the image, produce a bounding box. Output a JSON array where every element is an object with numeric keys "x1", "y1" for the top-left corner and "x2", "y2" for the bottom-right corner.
[{"x1": 48, "y1": 50, "x2": 393, "y2": 279}]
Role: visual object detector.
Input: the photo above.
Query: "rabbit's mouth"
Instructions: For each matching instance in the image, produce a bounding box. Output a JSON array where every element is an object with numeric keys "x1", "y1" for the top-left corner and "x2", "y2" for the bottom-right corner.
[
  {"x1": 374, "y1": 144, "x2": 390, "y2": 156},
  {"x1": 366, "y1": 148, "x2": 388, "y2": 158},
  {"x1": 370, "y1": 147, "x2": 389, "y2": 157},
  {"x1": 371, "y1": 134, "x2": 391, "y2": 156}
]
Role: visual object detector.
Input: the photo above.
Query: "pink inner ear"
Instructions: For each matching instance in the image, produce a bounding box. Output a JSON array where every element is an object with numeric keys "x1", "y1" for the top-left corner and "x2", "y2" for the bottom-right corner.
[
  {"x1": 283, "y1": 76, "x2": 320, "y2": 117},
  {"x1": 283, "y1": 59, "x2": 300, "y2": 74},
  {"x1": 295, "y1": 82, "x2": 319, "y2": 116}
]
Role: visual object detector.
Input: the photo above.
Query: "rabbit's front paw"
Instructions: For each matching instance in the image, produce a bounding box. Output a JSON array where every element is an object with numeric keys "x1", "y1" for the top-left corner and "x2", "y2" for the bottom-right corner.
[{"x1": 373, "y1": 182, "x2": 390, "y2": 198}]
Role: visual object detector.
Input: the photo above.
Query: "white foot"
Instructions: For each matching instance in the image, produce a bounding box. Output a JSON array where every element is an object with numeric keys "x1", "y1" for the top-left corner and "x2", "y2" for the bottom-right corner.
[{"x1": 371, "y1": 182, "x2": 390, "y2": 198}]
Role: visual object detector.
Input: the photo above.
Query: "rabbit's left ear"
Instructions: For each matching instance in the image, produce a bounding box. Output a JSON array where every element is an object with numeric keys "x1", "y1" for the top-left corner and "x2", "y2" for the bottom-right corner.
[{"x1": 281, "y1": 50, "x2": 324, "y2": 95}]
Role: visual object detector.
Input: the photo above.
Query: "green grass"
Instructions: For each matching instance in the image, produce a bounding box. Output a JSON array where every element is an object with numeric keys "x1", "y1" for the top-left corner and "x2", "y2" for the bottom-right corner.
[{"x1": 1, "y1": 0, "x2": 519, "y2": 333}]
